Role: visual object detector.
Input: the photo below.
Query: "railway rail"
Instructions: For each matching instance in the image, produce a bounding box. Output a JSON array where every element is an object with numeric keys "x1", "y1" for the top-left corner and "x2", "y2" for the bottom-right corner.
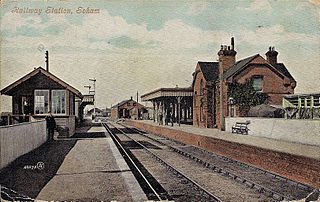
[
  {"x1": 1, "y1": 186, "x2": 34, "y2": 201},
  {"x1": 116, "y1": 121, "x2": 316, "y2": 201},
  {"x1": 103, "y1": 122, "x2": 222, "y2": 202}
]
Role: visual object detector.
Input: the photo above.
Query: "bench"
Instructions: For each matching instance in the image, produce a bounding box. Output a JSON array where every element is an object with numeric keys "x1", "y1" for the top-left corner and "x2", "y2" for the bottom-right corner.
[{"x1": 231, "y1": 121, "x2": 250, "y2": 135}]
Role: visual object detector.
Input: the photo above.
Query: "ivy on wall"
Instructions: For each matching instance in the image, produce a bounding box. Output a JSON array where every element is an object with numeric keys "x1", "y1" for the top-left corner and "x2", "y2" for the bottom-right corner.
[{"x1": 228, "y1": 80, "x2": 269, "y2": 109}]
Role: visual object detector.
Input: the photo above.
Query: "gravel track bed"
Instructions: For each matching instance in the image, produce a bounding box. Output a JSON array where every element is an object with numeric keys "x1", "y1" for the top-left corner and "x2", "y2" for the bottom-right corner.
[
  {"x1": 173, "y1": 145, "x2": 310, "y2": 199},
  {"x1": 150, "y1": 149, "x2": 273, "y2": 202},
  {"x1": 127, "y1": 133, "x2": 167, "y2": 148},
  {"x1": 114, "y1": 133, "x2": 132, "y2": 141},
  {"x1": 122, "y1": 129, "x2": 273, "y2": 201},
  {"x1": 134, "y1": 128, "x2": 311, "y2": 200},
  {"x1": 118, "y1": 124, "x2": 311, "y2": 200},
  {"x1": 131, "y1": 150, "x2": 215, "y2": 202}
]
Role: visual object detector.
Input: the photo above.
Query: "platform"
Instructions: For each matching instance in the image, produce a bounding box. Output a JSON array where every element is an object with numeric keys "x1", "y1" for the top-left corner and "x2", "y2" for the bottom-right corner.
[
  {"x1": 132, "y1": 120, "x2": 320, "y2": 160},
  {"x1": 36, "y1": 126, "x2": 147, "y2": 201},
  {"x1": 126, "y1": 119, "x2": 320, "y2": 188}
]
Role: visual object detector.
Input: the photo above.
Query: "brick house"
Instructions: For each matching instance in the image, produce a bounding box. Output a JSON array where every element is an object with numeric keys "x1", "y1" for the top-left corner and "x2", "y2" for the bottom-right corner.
[
  {"x1": 192, "y1": 38, "x2": 296, "y2": 128},
  {"x1": 111, "y1": 97, "x2": 147, "y2": 120}
]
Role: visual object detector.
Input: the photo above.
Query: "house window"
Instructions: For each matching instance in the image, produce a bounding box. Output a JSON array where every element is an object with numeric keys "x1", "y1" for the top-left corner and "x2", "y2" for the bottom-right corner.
[
  {"x1": 35, "y1": 90, "x2": 49, "y2": 114},
  {"x1": 200, "y1": 79, "x2": 203, "y2": 95},
  {"x1": 252, "y1": 77, "x2": 263, "y2": 91},
  {"x1": 52, "y1": 90, "x2": 66, "y2": 114}
]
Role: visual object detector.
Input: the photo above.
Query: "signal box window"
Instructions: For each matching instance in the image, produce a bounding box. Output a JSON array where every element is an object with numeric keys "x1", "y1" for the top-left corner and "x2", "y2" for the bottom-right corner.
[
  {"x1": 52, "y1": 90, "x2": 66, "y2": 114},
  {"x1": 35, "y1": 90, "x2": 49, "y2": 114}
]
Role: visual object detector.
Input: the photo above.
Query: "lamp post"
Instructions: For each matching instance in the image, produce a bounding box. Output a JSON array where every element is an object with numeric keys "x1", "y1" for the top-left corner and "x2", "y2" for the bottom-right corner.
[
  {"x1": 89, "y1": 78, "x2": 96, "y2": 117},
  {"x1": 228, "y1": 97, "x2": 235, "y2": 117}
]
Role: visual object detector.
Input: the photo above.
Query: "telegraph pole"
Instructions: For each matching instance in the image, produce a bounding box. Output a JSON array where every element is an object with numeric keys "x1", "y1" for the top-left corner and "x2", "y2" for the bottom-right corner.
[
  {"x1": 89, "y1": 78, "x2": 96, "y2": 116},
  {"x1": 136, "y1": 91, "x2": 139, "y2": 103},
  {"x1": 45, "y1": 50, "x2": 49, "y2": 71}
]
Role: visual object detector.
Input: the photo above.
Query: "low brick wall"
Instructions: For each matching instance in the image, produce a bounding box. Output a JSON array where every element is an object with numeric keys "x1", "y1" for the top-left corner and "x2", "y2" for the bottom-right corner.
[
  {"x1": 0, "y1": 120, "x2": 47, "y2": 169},
  {"x1": 126, "y1": 120, "x2": 320, "y2": 188}
]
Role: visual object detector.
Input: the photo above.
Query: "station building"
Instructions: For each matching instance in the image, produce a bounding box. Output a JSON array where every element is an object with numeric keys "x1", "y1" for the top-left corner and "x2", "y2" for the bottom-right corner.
[
  {"x1": 142, "y1": 38, "x2": 296, "y2": 129},
  {"x1": 0, "y1": 67, "x2": 87, "y2": 136},
  {"x1": 193, "y1": 38, "x2": 296, "y2": 128},
  {"x1": 141, "y1": 87, "x2": 193, "y2": 125},
  {"x1": 111, "y1": 97, "x2": 148, "y2": 120}
]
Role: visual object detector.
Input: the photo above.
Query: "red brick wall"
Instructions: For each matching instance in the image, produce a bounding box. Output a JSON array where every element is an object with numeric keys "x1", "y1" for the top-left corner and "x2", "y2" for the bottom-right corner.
[
  {"x1": 233, "y1": 56, "x2": 295, "y2": 105},
  {"x1": 127, "y1": 120, "x2": 320, "y2": 188},
  {"x1": 215, "y1": 81, "x2": 229, "y2": 129},
  {"x1": 193, "y1": 64, "x2": 209, "y2": 128},
  {"x1": 219, "y1": 55, "x2": 235, "y2": 73}
]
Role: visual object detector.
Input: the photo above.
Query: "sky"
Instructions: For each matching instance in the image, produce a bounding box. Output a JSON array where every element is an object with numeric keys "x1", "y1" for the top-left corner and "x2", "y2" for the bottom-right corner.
[{"x1": 1, "y1": 0, "x2": 319, "y2": 112}]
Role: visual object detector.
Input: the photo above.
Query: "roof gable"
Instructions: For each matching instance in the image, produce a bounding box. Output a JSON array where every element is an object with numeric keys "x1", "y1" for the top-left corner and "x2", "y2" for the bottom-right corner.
[
  {"x1": 273, "y1": 63, "x2": 295, "y2": 81},
  {"x1": 112, "y1": 99, "x2": 146, "y2": 109},
  {"x1": 114, "y1": 99, "x2": 130, "y2": 108},
  {"x1": 223, "y1": 54, "x2": 259, "y2": 80},
  {"x1": 1, "y1": 67, "x2": 82, "y2": 97},
  {"x1": 192, "y1": 62, "x2": 219, "y2": 87},
  {"x1": 198, "y1": 62, "x2": 219, "y2": 82},
  {"x1": 223, "y1": 54, "x2": 295, "y2": 81}
]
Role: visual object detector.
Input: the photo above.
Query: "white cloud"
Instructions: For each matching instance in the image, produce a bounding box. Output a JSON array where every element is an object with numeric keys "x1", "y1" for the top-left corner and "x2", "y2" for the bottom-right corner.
[
  {"x1": 186, "y1": 1, "x2": 209, "y2": 15},
  {"x1": 2, "y1": 9, "x2": 319, "y2": 55},
  {"x1": 1, "y1": 8, "x2": 320, "y2": 110},
  {"x1": 237, "y1": 24, "x2": 319, "y2": 46},
  {"x1": 308, "y1": 0, "x2": 320, "y2": 6},
  {"x1": 296, "y1": 0, "x2": 320, "y2": 15},
  {"x1": 1, "y1": 10, "x2": 230, "y2": 53},
  {"x1": 237, "y1": 0, "x2": 272, "y2": 11}
]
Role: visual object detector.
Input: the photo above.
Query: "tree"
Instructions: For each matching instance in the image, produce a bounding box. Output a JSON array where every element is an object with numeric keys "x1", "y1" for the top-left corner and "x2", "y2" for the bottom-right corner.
[{"x1": 228, "y1": 80, "x2": 269, "y2": 115}]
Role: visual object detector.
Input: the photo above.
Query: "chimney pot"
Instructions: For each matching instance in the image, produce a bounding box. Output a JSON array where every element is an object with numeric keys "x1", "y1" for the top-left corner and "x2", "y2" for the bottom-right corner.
[{"x1": 231, "y1": 37, "x2": 235, "y2": 50}]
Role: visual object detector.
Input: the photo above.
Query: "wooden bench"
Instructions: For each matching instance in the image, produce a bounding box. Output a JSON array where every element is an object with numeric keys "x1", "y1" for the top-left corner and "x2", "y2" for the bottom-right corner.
[{"x1": 231, "y1": 121, "x2": 250, "y2": 135}]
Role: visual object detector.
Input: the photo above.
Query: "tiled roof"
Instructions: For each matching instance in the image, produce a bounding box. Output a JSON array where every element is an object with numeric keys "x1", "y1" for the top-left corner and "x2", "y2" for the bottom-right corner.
[
  {"x1": 223, "y1": 54, "x2": 295, "y2": 81},
  {"x1": 223, "y1": 54, "x2": 259, "y2": 80},
  {"x1": 273, "y1": 63, "x2": 295, "y2": 81},
  {"x1": 0, "y1": 67, "x2": 82, "y2": 97},
  {"x1": 198, "y1": 62, "x2": 219, "y2": 81},
  {"x1": 112, "y1": 99, "x2": 130, "y2": 108}
]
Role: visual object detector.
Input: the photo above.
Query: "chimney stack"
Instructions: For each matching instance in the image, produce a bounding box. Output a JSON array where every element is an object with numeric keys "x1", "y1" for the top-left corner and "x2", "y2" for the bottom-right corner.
[
  {"x1": 266, "y1": 46, "x2": 278, "y2": 65},
  {"x1": 218, "y1": 37, "x2": 237, "y2": 74}
]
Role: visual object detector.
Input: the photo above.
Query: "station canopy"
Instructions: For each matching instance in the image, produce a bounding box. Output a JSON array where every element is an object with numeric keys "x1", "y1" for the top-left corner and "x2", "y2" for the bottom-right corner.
[{"x1": 141, "y1": 87, "x2": 193, "y2": 101}]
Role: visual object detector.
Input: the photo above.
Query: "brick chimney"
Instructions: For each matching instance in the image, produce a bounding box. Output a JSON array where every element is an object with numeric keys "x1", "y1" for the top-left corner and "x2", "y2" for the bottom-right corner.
[
  {"x1": 218, "y1": 37, "x2": 237, "y2": 74},
  {"x1": 266, "y1": 46, "x2": 278, "y2": 66}
]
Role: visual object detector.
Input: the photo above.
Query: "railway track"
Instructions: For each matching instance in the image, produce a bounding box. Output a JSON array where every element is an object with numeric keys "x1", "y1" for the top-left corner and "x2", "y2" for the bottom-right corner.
[
  {"x1": 116, "y1": 121, "x2": 316, "y2": 201},
  {"x1": 103, "y1": 122, "x2": 222, "y2": 202},
  {"x1": 1, "y1": 186, "x2": 34, "y2": 201}
]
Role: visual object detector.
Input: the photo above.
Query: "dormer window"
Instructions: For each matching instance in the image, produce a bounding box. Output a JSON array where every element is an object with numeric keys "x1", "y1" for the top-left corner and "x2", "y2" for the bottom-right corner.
[{"x1": 252, "y1": 76, "x2": 263, "y2": 92}]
